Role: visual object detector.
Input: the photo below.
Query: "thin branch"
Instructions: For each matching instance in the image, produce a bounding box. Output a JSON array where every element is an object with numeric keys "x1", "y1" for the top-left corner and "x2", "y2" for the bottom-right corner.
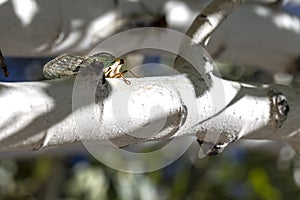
[
  {"x1": 0, "y1": 49, "x2": 9, "y2": 77},
  {"x1": 186, "y1": 0, "x2": 246, "y2": 46},
  {"x1": 173, "y1": 0, "x2": 247, "y2": 101}
]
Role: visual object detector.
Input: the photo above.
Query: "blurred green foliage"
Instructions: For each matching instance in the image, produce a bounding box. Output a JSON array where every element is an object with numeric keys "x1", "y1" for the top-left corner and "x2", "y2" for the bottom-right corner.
[{"x1": 0, "y1": 147, "x2": 300, "y2": 200}]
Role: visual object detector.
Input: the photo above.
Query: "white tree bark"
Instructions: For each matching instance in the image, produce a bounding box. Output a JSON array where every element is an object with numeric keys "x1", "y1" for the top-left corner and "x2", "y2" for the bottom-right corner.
[
  {"x1": 0, "y1": 76, "x2": 298, "y2": 152},
  {"x1": 184, "y1": 0, "x2": 246, "y2": 46}
]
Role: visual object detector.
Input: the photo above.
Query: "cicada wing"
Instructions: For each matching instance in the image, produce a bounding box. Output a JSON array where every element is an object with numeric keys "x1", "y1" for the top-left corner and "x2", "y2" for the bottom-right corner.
[{"x1": 43, "y1": 54, "x2": 84, "y2": 79}]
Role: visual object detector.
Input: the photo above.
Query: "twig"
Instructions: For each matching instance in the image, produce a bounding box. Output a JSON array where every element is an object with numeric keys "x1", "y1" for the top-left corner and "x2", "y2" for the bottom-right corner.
[
  {"x1": 173, "y1": 0, "x2": 246, "y2": 80},
  {"x1": 0, "y1": 49, "x2": 9, "y2": 77},
  {"x1": 186, "y1": 0, "x2": 246, "y2": 46}
]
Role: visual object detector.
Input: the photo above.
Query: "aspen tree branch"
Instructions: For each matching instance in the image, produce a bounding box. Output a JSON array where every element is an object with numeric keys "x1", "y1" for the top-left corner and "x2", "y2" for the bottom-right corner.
[
  {"x1": 185, "y1": 0, "x2": 246, "y2": 46},
  {"x1": 0, "y1": 76, "x2": 297, "y2": 152},
  {"x1": 174, "y1": 0, "x2": 246, "y2": 75},
  {"x1": 172, "y1": 0, "x2": 295, "y2": 153}
]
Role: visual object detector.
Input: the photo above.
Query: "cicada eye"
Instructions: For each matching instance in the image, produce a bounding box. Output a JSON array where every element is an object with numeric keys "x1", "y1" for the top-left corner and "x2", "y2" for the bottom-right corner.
[
  {"x1": 119, "y1": 59, "x2": 125, "y2": 64},
  {"x1": 110, "y1": 58, "x2": 125, "y2": 65}
]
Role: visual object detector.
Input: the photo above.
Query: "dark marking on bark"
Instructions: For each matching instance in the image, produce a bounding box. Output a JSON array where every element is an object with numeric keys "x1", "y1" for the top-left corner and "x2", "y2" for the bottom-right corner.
[
  {"x1": 200, "y1": 14, "x2": 212, "y2": 26},
  {"x1": 268, "y1": 90, "x2": 289, "y2": 129},
  {"x1": 200, "y1": 14, "x2": 207, "y2": 18},
  {"x1": 206, "y1": 73, "x2": 211, "y2": 80},
  {"x1": 196, "y1": 132, "x2": 239, "y2": 156},
  {"x1": 197, "y1": 139, "x2": 228, "y2": 155},
  {"x1": 179, "y1": 105, "x2": 188, "y2": 127}
]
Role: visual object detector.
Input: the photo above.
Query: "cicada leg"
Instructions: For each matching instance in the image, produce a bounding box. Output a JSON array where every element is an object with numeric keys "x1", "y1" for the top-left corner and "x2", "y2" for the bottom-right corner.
[
  {"x1": 123, "y1": 69, "x2": 140, "y2": 78},
  {"x1": 116, "y1": 69, "x2": 141, "y2": 85},
  {"x1": 114, "y1": 71, "x2": 131, "y2": 85},
  {"x1": 121, "y1": 75, "x2": 131, "y2": 85}
]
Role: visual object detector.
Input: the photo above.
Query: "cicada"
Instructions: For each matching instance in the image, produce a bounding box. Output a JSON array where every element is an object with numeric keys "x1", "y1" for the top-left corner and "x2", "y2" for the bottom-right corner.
[{"x1": 43, "y1": 52, "x2": 137, "y2": 84}]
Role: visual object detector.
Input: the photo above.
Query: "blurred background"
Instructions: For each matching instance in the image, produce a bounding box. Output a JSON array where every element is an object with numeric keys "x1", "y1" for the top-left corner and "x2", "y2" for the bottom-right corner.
[
  {"x1": 1, "y1": 0, "x2": 300, "y2": 199},
  {"x1": 0, "y1": 141, "x2": 299, "y2": 200}
]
